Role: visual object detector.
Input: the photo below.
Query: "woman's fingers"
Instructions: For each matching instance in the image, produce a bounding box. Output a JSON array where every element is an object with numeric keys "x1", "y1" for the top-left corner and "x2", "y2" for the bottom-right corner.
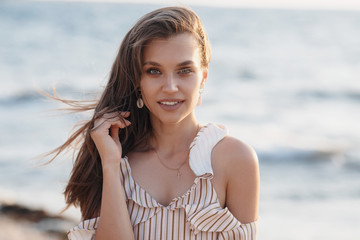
[
  {"x1": 120, "y1": 111, "x2": 130, "y2": 118},
  {"x1": 104, "y1": 111, "x2": 130, "y2": 119},
  {"x1": 90, "y1": 113, "x2": 131, "y2": 164},
  {"x1": 92, "y1": 112, "x2": 130, "y2": 132},
  {"x1": 110, "y1": 119, "x2": 131, "y2": 143}
]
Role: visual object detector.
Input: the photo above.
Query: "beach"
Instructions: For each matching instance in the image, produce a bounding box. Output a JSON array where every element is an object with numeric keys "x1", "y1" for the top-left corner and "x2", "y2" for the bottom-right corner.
[
  {"x1": 0, "y1": 201, "x2": 75, "y2": 240},
  {"x1": 1, "y1": 1, "x2": 360, "y2": 239}
]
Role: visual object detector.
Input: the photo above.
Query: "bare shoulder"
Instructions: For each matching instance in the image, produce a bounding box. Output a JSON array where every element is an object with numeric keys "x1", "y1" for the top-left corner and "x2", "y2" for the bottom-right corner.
[
  {"x1": 212, "y1": 135, "x2": 259, "y2": 223},
  {"x1": 212, "y1": 135, "x2": 258, "y2": 172}
]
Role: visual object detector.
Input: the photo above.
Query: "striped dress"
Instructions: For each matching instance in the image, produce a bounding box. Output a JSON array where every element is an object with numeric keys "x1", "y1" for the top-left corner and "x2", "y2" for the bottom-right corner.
[{"x1": 68, "y1": 123, "x2": 257, "y2": 240}]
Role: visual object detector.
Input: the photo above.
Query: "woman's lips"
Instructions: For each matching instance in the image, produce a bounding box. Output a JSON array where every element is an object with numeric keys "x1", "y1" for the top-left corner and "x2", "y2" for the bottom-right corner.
[{"x1": 158, "y1": 100, "x2": 184, "y2": 111}]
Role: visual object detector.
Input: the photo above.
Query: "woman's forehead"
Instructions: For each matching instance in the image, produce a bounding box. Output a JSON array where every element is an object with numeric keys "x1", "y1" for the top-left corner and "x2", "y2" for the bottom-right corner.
[{"x1": 142, "y1": 33, "x2": 202, "y2": 66}]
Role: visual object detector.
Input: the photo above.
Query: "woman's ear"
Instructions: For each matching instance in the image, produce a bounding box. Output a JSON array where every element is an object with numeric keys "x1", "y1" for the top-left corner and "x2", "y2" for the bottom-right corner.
[
  {"x1": 201, "y1": 68, "x2": 208, "y2": 86},
  {"x1": 197, "y1": 68, "x2": 208, "y2": 106}
]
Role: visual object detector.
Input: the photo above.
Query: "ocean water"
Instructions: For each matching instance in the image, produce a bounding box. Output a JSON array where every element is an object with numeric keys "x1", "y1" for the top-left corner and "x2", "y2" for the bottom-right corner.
[{"x1": 0, "y1": 1, "x2": 360, "y2": 239}]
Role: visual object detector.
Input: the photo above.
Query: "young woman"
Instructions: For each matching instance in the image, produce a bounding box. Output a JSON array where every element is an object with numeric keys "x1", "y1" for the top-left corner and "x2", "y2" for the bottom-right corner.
[{"x1": 60, "y1": 6, "x2": 259, "y2": 240}]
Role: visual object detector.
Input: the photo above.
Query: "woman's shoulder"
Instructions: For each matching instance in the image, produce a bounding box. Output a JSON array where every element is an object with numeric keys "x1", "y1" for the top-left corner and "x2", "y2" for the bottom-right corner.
[
  {"x1": 211, "y1": 132, "x2": 259, "y2": 177},
  {"x1": 211, "y1": 131, "x2": 259, "y2": 223}
]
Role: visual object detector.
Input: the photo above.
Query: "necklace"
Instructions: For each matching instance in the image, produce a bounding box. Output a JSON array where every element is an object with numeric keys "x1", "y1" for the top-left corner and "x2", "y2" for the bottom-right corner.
[
  {"x1": 153, "y1": 125, "x2": 200, "y2": 179},
  {"x1": 154, "y1": 149, "x2": 189, "y2": 178}
]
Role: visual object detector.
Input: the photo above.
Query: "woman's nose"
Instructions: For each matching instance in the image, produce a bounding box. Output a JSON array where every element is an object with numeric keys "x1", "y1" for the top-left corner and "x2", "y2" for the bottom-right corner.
[{"x1": 162, "y1": 73, "x2": 178, "y2": 93}]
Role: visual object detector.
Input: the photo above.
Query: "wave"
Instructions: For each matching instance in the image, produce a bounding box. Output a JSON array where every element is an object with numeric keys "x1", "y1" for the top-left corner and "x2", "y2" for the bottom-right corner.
[
  {"x1": 297, "y1": 90, "x2": 360, "y2": 101},
  {"x1": 258, "y1": 147, "x2": 360, "y2": 170},
  {"x1": 0, "y1": 91, "x2": 41, "y2": 105},
  {"x1": 0, "y1": 86, "x2": 99, "y2": 106}
]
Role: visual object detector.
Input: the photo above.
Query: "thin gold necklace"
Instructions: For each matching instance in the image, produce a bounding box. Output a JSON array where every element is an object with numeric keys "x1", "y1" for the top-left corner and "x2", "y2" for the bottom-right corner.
[
  {"x1": 154, "y1": 149, "x2": 189, "y2": 178},
  {"x1": 153, "y1": 125, "x2": 200, "y2": 179}
]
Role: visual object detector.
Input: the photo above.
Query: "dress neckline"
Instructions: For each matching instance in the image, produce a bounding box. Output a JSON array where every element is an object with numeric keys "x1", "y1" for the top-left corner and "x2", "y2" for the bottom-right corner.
[
  {"x1": 122, "y1": 123, "x2": 227, "y2": 208},
  {"x1": 122, "y1": 155, "x2": 212, "y2": 208}
]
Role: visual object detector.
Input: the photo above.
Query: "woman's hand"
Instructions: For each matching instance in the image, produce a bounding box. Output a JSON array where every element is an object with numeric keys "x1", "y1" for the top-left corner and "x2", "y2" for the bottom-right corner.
[
  {"x1": 90, "y1": 112, "x2": 131, "y2": 169},
  {"x1": 91, "y1": 112, "x2": 135, "y2": 240}
]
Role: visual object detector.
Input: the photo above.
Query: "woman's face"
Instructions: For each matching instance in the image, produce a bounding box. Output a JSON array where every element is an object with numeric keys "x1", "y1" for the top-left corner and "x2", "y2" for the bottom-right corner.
[{"x1": 140, "y1": 33, "x2": 208, "y2": 125}]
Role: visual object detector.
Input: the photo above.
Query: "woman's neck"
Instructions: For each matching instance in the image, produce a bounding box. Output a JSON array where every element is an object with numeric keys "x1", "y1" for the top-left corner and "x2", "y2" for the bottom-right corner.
[{"x1": 150, "y1": 115, "x2": 200, "y2": 154}]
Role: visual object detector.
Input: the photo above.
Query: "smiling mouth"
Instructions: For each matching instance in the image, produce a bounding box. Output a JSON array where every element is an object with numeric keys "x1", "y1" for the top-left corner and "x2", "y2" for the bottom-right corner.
[{"x1": 158, "y1": 100, "x2": 184, "y2": 106}]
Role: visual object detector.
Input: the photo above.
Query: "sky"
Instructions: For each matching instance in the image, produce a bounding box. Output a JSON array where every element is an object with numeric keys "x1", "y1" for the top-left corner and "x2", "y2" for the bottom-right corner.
[{"x1": 37, "y1": 0, "x2": 360, "y2": 11}]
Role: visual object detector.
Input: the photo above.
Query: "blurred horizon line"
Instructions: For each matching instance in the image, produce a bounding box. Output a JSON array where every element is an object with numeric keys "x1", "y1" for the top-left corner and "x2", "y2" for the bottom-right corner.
[{"x1": 27, "y1": 0, "x2": 360, "y2": 11}]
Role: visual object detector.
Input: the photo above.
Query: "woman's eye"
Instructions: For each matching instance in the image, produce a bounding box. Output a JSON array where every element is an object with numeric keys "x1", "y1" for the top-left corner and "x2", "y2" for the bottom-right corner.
[
  {"x1": 147, "y1": 68, "x2": 161, "y2": 75},
  {"x1": 178, "y1": 68, "x2": 192, "y2": 74}
]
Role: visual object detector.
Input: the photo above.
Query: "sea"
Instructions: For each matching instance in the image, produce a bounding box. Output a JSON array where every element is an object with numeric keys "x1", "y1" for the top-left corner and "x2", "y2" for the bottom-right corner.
[{"x1": 0, "y1": 1, "x2": 359, "y2": 239}]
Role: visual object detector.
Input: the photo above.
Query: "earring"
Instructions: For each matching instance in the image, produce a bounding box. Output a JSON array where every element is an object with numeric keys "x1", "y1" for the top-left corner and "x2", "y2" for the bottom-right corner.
[
  {"x1": 199, "y1": 88, "x2": 204, "y2": 94},
  {"x1": 137, "y1": 97, "x2": 144, "y2": 108},
  {"x1": 197, "y1": 86, "x2": 204, "y2": 106}
]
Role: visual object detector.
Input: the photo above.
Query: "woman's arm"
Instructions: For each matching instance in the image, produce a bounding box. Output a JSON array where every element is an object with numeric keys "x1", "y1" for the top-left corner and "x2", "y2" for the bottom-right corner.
[
  {"x1": 90, "y1": 112, "x2": 135, "y2": 240},
  {"x1": 94, "y1": 164, "x2": 134, "y2": 240},
  {"x1": 215, "y1": 136, "x2": 260, "y2": 223}
]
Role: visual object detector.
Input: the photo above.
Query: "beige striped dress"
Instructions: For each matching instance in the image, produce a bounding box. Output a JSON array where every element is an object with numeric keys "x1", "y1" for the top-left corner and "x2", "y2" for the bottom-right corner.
[{"x1": 68, "y1": 123, "x2": 257, "y2": 240}]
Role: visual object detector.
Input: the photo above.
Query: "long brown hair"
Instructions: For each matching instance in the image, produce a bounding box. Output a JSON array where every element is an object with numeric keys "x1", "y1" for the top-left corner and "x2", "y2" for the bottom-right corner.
[{"x1": 50, "y1": 6, "x2": 211, "y2": 220}]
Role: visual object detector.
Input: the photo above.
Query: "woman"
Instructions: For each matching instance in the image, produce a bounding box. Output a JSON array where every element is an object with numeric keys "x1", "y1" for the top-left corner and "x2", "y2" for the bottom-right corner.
[{"x1": 60, "y1": 6, "x2": 259, "y2": 240}]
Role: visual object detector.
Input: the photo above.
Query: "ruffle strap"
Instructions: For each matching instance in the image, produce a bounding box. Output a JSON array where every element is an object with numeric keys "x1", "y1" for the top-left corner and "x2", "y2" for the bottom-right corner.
[
  {"x1": 218, "y1": 221, "x2": 258, "y2": 240},
  {"x1": 67, "y1": 217, "x2": 99, "y2": 240},
  {"x1": 189, "y1": 123, "x2": 228, "y2": 176},
  {"x1": 186, "y1": 202, "x2": 241, "y2": 234},
  {"x1": 185, "y1": 201, "x2": 258, "y2": 239}
]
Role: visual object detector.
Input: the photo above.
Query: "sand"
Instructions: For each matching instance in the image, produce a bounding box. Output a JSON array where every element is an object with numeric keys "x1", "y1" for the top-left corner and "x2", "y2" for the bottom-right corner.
[{"x1": 0, "y1": 201, "x2": 75, "y2": 240}]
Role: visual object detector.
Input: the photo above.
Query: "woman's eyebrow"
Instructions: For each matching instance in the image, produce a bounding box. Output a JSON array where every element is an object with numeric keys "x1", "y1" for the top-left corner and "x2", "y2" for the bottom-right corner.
[
  {"x1": 143, "y1": 61, "x2": 161, "y2": 66},
  {"x1": 143, "y1": 60, "x2": 194, "y2": 67},
  {"x1": 177, "y1": 60, "x2": 194, "y2": 67}
]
